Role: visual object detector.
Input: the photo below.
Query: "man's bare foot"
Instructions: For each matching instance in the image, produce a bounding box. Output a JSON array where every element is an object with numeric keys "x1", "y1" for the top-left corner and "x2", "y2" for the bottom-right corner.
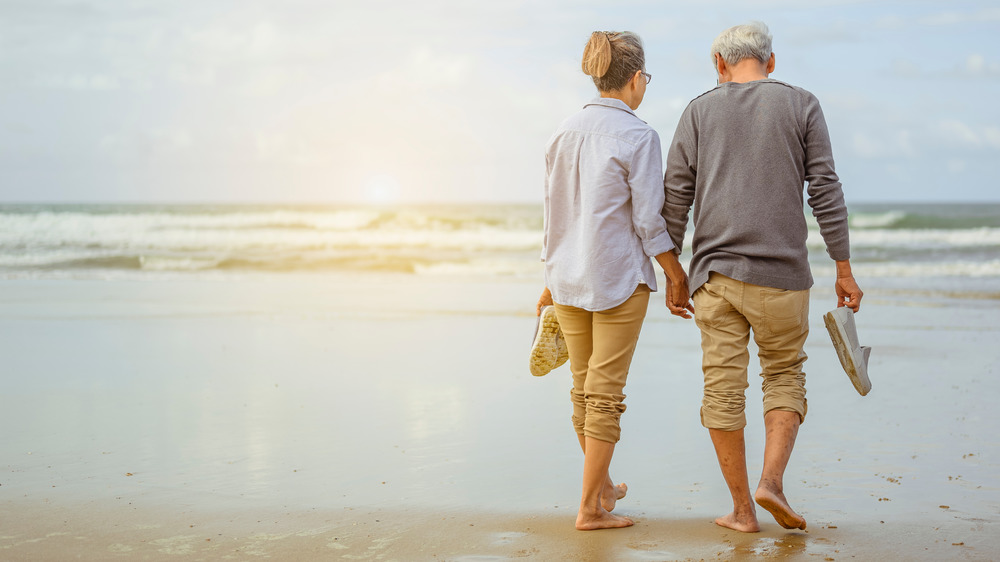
[
  {"x1": 755, "y1": 487, "x2": 806, "y2": 530},
  {"x1": 714, "y1": 510, "x2": 760, "y2": 533},
  {"x1": 601, "y1": 482, "x2": 627, "y2": 512},
  {"x1": 576, "y1": 508, "x2": 634, "y2": 531}
]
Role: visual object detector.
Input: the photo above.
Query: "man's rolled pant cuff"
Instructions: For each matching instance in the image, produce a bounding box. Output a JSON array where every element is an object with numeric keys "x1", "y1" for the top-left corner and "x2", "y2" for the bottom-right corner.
[
  {"x1": 700, "y1": 405, "x2": 747, "y2": 431},
  {"x1": 763, "y1": 399, "x2": 808, "y2": 424}
]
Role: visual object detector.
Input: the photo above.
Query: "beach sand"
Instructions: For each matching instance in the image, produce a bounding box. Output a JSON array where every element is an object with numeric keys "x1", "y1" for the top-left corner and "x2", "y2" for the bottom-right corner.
[{"x1": 1, "y1": 274, "x2": 998, "y2": 560}]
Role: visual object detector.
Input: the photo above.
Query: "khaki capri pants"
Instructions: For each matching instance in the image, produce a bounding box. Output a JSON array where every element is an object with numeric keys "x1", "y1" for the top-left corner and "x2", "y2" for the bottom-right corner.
[
  {"x1": 554, "y1": 285, "x2": 650, "y2": 444},
  {"x1": 693, "y1": 272, "x2": 810, "y2": 431}
]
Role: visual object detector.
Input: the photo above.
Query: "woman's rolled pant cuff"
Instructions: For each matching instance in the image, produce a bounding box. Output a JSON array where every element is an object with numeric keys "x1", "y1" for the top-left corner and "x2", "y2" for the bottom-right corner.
[
  {"x1": 581, "y1": 400, "x2": 626, "y2": 443},
  {"x1": 572, "y1": 407, "x2": 625, "y2": 443},
  {"x1": 583, "y1": 420, "x2": 622, "y2": 443}
]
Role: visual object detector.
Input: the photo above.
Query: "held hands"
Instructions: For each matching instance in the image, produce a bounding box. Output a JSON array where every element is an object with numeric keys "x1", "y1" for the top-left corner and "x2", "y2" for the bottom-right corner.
[
  {"x1": 655, "y1": 251, "x2": 694, "y2": 319},
  {"x1": 665, "y1": 275, "x2": 695, "y2": 319},
  {"x1": 536, "y1": 287, "x2": 553, "y2": 316}
]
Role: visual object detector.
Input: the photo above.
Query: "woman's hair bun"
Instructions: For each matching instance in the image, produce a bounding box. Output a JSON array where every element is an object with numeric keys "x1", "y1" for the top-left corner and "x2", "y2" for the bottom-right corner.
[{"x1": 581, "y1": 32, "x2": 612, "y2": 78}]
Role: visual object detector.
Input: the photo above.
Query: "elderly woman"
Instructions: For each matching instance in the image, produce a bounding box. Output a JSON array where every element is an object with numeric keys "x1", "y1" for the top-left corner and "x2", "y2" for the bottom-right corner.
[{"x1": 537, "y1": 30, "x2": 692, "y2": 530}]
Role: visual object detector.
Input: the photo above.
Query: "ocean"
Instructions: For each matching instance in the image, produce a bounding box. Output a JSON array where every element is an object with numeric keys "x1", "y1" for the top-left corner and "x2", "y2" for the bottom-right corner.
[{"x1": 1, "y1": 202, "x2": 998, "y2": 298}]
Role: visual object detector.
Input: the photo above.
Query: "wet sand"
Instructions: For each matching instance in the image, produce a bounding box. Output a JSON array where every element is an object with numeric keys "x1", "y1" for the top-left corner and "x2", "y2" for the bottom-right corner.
[{"x1": 1, "y1": 274, "x2": 998, "y2": 560}]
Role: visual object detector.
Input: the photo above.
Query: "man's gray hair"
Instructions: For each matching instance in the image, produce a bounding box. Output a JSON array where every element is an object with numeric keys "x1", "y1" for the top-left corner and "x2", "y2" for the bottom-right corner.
[{"x1": 710, "y1": 21, "x2": 772, "y2": 68}]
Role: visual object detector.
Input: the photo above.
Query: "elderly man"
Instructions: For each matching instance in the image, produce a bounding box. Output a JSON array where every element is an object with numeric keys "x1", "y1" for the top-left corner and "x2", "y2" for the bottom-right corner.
[{"x1": 662, "y1": 22, "x2": 863, "y2": 532}]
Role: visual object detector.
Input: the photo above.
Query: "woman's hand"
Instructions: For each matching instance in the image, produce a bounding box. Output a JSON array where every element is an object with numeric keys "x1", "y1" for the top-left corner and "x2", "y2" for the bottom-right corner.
[
  {"x1": 655, "y1": 251, "x2": 694, "y2": 319},
  {"x1": 536, "y1": 287, "x2": 554, "y2": 316},
  {"x1": 665, "y1": 275, "x2": 695, "y2": 319}
]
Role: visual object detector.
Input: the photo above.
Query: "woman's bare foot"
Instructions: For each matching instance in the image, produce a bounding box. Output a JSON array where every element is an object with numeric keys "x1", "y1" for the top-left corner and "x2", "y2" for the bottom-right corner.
[
  {"x1": 714, "y1": 509, "x2": 760, "y2": 533},
  {"x1": 576, "y1": 508, "x2": 634, "y2": 531},
  {"x1": 601, "y1": 482, "x2": 627, "y2": 512},
  {"x1": 755, "y1": 486, "x2": 806, "y2": 530}
]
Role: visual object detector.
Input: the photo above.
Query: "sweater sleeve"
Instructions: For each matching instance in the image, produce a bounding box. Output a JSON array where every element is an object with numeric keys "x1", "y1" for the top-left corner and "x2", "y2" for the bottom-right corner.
[
  {"x1": 802, "y1": 94, "x2": 850, "y2": 261},
  {"x1": 662, "y1": 106, "x2": 697, "y2": 255}
]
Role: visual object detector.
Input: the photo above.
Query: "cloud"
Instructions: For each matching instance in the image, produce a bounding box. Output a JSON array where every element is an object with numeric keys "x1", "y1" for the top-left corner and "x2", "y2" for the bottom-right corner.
[
  {"x1": 784, "y1": 21, "x2": 858, "y2": 47},
  {"x1": 985, "y1": 127, "x2": 1000, "y2": 149},
  {"x1": 253, "y1": 132, "x2": 325, "y2": 165},
  {"x1": 888, "y1": 53, "x2": 1000, "y2": 80},
  {"x1": 963, "y1": 54, "x2": 1000, "y2": 76},
  {"x1": 99, "y1": 128, "x2": 194, "y2": 161},
  {"x1": 38, "y1": 73, "x2": 121, "y2": 91},
  {"x1": 849, "y1": 119, "x2": 1000, "y2": 163},
  {"x1": 167, "y1": 64, "x2": 216, "y2": 87},
  {"x1": 947, "y1": 159, "x2": 967, "y2": 173},
  {"x1": 376, "y1": 48, "x2": 473, "y2": 90},
  {"x1": 0, "y1": 0, "x2": 103, "y2": 23},
  {"x1": 889, "y1": 59, "x2": 921, "y2": 79},
  {"x1": 939, "y1": 119, "x2": 980, "y2": 145},
  {"x1": 938, "y1": 119, "x2": 1000, "y2": 150},
  {"x1": 824, "y1": 92, "x2": 872, "y2": 112},
  {"x1": 851, "y1": 130, "x2": 915, "y2": 159},
  {"x1": 917, "y1": 7, "x2": 1000, "y2": 26}
]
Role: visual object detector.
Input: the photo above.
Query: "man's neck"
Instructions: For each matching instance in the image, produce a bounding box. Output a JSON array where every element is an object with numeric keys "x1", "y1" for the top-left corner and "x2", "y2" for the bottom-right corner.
[{"x1": 720, "y1": 59, "x2": 769, "y2": 84}]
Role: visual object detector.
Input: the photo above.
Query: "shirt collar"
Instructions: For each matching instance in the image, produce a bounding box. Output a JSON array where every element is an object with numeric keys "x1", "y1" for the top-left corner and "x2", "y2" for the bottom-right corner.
[{"x1": 583, "y1": 97, "x2": 642, "y2": 121}]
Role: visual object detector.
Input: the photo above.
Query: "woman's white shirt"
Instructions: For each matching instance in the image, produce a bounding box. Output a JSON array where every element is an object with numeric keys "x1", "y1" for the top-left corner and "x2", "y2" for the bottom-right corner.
[{"x1": 542, "y1": 98, "x2": 674, "y2": 311}]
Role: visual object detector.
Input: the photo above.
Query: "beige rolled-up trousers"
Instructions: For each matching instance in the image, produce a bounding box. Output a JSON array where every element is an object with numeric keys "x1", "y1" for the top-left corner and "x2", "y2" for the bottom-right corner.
[
  {"x1": 554, "y1": 285, "x2": 650, "y2": 444},
  {"x1": 693, "y1": 272, "x2": 810, "y2": 431}
]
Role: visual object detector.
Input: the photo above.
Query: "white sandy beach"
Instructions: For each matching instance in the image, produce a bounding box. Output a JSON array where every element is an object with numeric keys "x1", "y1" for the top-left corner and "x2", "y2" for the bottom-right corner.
[{"x1": 1, "y1": 274, "x2": 999, "y2": 560}]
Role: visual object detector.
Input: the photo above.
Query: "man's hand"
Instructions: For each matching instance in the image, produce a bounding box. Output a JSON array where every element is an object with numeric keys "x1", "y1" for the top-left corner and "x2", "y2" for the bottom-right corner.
[
  {"x1": 536, "y1": 287, "x2": 553, "y2": 316},
  {"x1": 835, "y1": 260, "x2": 863, "y2": 312},
  {"x1": 665, "y1": 276, "x2": 695, "y2": 319}
]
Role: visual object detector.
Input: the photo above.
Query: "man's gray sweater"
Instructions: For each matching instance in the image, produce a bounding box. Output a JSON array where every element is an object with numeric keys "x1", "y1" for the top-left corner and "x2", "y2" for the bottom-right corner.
[{"x1": 663, "y1": 78, "x2": 850, "y2": 292}]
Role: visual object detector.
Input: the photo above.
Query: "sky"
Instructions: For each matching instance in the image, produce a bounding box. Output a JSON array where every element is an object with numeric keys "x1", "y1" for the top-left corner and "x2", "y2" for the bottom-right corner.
[{"x1": 1, "y1": 0, "x2": 998, "y2": 204}]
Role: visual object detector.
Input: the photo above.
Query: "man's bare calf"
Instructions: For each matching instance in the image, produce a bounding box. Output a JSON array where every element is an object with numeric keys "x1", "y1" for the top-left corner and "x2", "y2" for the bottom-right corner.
[
  {"x1": 756, "y1": 410, "x2": 806, "y2": 530},
  {"x1": 708, "y1": 428, "x2": 761, "y2": 533}
]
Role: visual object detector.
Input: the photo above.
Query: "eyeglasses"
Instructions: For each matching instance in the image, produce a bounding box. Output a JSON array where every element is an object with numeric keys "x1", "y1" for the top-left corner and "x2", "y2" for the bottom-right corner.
[{"x1": 640, "y1": 71, "x2": 652, "y2": 85}]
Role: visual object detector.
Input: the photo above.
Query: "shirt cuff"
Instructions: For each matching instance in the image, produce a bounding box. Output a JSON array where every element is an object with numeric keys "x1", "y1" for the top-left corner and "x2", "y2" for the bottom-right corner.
[{"x1": 642, "y1": 231, "x2": 675, "y2": 257}]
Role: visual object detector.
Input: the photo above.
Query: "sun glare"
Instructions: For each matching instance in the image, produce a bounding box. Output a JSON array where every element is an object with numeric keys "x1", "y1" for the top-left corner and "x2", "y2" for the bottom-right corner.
[{"x1": 364, "y1": 174, "x2": 401, "y2": 204}]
